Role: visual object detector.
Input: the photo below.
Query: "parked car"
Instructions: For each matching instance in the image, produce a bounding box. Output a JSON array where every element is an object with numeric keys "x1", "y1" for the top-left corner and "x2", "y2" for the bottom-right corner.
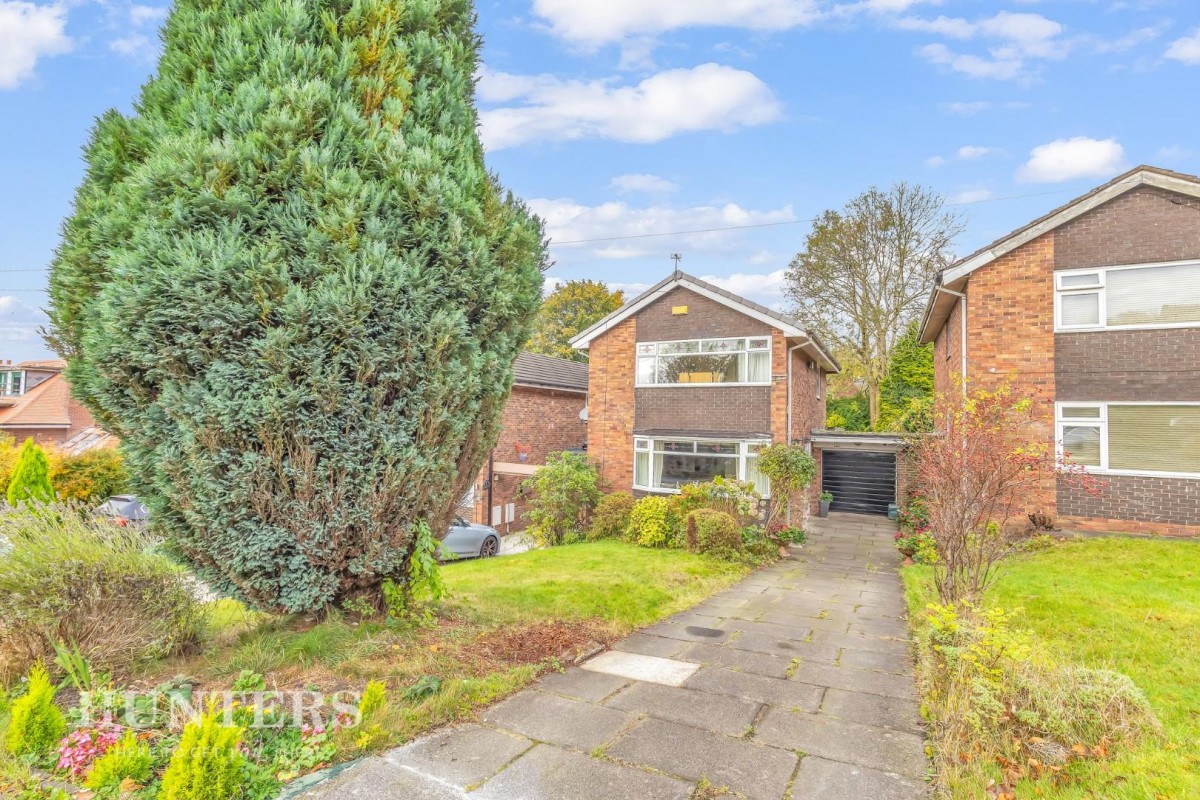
[
  {"x1": 441, "y1": 517, "x2": 500, "y2": 560},
  {"x1": 94, "y1": 495, "x2": 149, "y2": 527}
]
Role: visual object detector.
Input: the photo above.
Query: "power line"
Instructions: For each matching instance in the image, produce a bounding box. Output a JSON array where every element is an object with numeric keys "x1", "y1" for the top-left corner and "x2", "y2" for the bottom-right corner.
[
  {"x1": 0, "y1": 187, "x2": 1080, "y2": 272},
  {"x1": 552, "y1": 188, "x2": 1075, "y2": 246}
]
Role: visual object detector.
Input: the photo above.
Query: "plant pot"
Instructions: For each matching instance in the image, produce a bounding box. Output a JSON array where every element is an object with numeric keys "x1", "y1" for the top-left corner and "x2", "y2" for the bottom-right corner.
[
  {"x1": 818, "y1": 500, "x2": 831, "y2": 518},
  {"x1": 898, "y1": 546, "x2": 916, "y2": 559}
]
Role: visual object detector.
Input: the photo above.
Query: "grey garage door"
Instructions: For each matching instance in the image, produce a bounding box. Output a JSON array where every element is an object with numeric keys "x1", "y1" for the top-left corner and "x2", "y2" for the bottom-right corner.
[{"x1": 820, "y1": 451, "x2": 896, "y2": 516}]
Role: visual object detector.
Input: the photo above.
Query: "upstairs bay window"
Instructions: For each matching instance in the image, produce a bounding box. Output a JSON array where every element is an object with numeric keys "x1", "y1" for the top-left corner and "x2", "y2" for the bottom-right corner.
[
  {"x1": 636, "y1": 337, "x2": 771, "y2": 386},
  {"x1": 634, "y1": 438, "x2": 769, "y2": 496},
  {"x1": 1055, "y1": 260, "x2": 1200, "y2": 331},
  {"x1": 1057, "y1": 403, "x2": 1200, "y2": 478}
]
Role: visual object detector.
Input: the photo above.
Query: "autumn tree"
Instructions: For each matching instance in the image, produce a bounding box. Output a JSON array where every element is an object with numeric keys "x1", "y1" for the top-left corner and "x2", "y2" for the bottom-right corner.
[
  {"x1": 527, "y1": 280, "x2": 624, "y2": 362},
  {"x1": 47, "y1": 0, "x2": 546, "y2": 613},
  {"x1": 786, "y1": 183, "x2": 962, "y2": 427}
]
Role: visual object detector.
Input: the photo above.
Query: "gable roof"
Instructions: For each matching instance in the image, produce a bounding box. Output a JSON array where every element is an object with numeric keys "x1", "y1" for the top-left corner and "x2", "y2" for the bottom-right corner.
[
  {"x1": 0, "y1": 373, "x2": 72, "y2": 429},
  {"x1": 569, "y1": 270, "x2": 839, "y2": 371},
  {"x1": 513, "y1": 351, "x2": 589, "y2": 393},
  {"x1": 919, "y1": 165, "x2": 1200, "y2": 343}
]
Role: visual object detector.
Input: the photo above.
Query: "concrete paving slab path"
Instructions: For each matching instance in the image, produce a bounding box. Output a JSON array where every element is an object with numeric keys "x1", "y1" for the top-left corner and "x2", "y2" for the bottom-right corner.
[{"x1": 297, "y1": 513, "x2": 929, "y2": 800}]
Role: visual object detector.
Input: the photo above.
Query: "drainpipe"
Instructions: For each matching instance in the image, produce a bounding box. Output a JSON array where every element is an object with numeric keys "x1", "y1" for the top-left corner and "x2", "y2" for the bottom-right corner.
[
  {"x1": 934, "y1": 285, "x2": 968, "y2": 392},
  {"x1": 486, "y1": 452, "x2": 494, "y2": 527}
]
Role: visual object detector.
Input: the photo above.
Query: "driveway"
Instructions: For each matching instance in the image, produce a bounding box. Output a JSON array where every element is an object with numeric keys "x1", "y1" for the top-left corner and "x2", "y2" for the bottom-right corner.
[{"x1": 298, "y1": 513, "x2": 927, "y2": 800}]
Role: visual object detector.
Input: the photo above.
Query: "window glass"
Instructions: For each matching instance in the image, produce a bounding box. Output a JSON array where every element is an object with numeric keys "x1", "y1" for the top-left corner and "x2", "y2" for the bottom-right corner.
[
  {"x1": 658, "y1": 341, "x2": 700, "y2": 355},
  {"x1": 1060, "y1": 292, "x2": 1100, "y2": 326},
  {"x1": 701, "y1": 338, "x2": 745, "y2": 353},
  {"x1": 1059, "y1": 272, "x2": 1101, "y2": 289},
  {"x1": 1061, "y1": 406, "x2": 1101, "y2": 419},
  {"x1": 634, "y1": 451, "x2": 650, "y2": 486},
  {"x1": 637, "y1": 357, "x2": 656, "y2": 385},
  {"x1": 747, "y1": 351, "x2": 770, "y2": 383},
  {"x1": 695, "y1": 441, "x2": 739, "y2": 454},
  {"x1": 748, "y1": 338, "x2": 770, "y2": 350},
  {"x1": 1106, "y1": 263, "x2": 1200, "y2": 326},
  {"x1": 744, "y1": 454, "x2": 768, "y2": 496},
  {"x1": 1109, "y1": 405, "x2": 1200, "y2": 473},
  {"x1": 656, "y1": 452, "x2": 738, "y2": 489},
  {"x1": 1062, "y1": 426, "x2": 1102, "y2": 466},
  {"x1": 657, "y1": 353, "x2": 741, "y2": 384},
  {"x1": 637, "y1": 343, "x2": 657, "y2": 356},
  {"x1": 655, "y1": 440, "x2": 697, "y2": 453}
]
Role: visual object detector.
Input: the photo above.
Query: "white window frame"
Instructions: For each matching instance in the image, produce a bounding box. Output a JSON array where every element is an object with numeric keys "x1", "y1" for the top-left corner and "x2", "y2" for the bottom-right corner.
[
  {"x1": 632, "y1": 436, "x2": 770, "y2": 496},
  {"x1": 635, "y1": 336, "x2": 772, "y2": 387},
  {"x1": 1054, "y1": 258, "x2": 1200, "y2": 333},
  {"x1": 1055, "y1": 401, "x2": 1200, "y2": 479},
  {"x1": 0, "y1": 370, "x2": 25, "y2": 397}
]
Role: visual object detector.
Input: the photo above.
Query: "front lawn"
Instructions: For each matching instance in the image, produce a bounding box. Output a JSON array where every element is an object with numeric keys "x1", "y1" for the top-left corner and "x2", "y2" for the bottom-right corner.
[
  {"x1": 903, "y1": 537, "x2": 1200, "y2": 799},
  {"x1": 1, "y1": 540, "x2": 748, "y2": 798}
]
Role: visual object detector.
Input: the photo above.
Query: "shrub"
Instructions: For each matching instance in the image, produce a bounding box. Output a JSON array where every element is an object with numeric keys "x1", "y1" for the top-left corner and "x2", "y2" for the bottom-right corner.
[
  {"x1": 159, "y1": 714, "x2": 246, "y2": 800},
  {"x1": 84, "y1": 729, "x2": 152, "y2": 795},
  {"x1": 57, "y1": 718, "x2": 123, "y2": 777},
  {"x1": 49, "y1": 449, "x2": 128, "y2": 503},
  {"x1": 358, "y1": 680, "x2": 387, "y2": 720},
  {"x1": 48, "y1": 0, "x2": 546, "y2": 615},
  {"x1": 625, "y1": 496, "x2": 679, "y2": 548},
  {"x1": 587, "y1": 492, "x2": 634, "y2": 541},
  {"x1": 5, "y1": 661, "x2": 66, "y2": 758},
  {"x1": 674, "y1": 477, "x2": 761, "y2": 526},
  {"x1": 6, "y1": 438, "x2": 54, "y2": 506},
  {"x1": 684, "y1": 509, "x2": 742, "y2": 556},
  {"x1": 912, "y1": 602, "x2": 1160, "y2": 792},
  {"x1": 756, "y1": 444, "x2": 816, "y2": 530},
  {"x1": 522, "y1": 452, "x2": 602, "y2": 547},
  {"x1": 0, "y1": 432, "x2": 18, "y2": 496},
  {"x1": 0, "y1": 505, "x2": 201, "y2": 676}
]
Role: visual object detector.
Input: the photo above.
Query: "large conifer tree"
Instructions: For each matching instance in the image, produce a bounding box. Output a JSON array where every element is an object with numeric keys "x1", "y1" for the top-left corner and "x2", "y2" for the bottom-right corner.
[{"x1": 48, "y1": 0, "x2": 546, "y2": 612}]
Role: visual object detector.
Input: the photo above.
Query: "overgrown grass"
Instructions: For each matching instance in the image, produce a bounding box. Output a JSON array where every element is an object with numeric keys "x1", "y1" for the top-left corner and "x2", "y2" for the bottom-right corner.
[
  {"x1": 903, "y1": 537, "x2": 1200, "y2": 799},
  {"x1": 1, "y1": 541, "x2": 750, "y2": 795}
]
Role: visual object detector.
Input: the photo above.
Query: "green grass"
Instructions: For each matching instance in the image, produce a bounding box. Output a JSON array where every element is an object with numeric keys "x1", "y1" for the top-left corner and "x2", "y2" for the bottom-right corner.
[
  {"x1": 2, "y1": 540, "x2": 752, "y2": 796},
  {"x1": 442, "y1": 539, "x2": 748, "y2": 629},
  {"x1": 903, "y1": 537, "x2": 1200, "y2": 798}
]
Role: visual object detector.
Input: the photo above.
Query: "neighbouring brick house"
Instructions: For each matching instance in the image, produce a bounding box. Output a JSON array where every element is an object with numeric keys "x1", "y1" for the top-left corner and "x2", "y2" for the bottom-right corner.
[
  {"x1": 462, "y1": 351, "x2": 588, "y2": 534},
  {"x1": 571, "y1": 270, "x2": 846, "y2": 519},
  {"x1": 0, "y1": 359, "x2": 102, "y2": 446},
  {"x1": 919, "y1": 165, "x2": 1200, "y2": 537}
]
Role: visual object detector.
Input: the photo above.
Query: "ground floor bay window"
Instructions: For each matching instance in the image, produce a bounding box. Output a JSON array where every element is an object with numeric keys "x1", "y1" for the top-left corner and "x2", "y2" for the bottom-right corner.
[
  {"x1": 633, "y1": 437, "x2": 769, "y2": 496},
  {"x1": 1057, "y1": 402, "x2": 1200, "y2": 477}
]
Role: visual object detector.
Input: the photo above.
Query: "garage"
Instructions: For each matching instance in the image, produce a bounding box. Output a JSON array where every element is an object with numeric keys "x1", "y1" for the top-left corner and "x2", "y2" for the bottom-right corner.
[{"x1": 819, "y1": 449, "x2": 897, "y2": 516}]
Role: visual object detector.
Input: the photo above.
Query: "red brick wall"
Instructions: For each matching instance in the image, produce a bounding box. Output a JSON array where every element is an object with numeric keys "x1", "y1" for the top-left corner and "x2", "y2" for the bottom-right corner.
[
  {"x1": 964, "y1": 232, "x2": 1058, "y2": 517},
  {"x1": 636, "y1": 386, "x2": 772, "y2": 435},
  {"x1": 587, "y1": 317, "x2": 637, "y2": 492},
  {"x1": 493, "y1": 386, "x2": 587, "y2": 464},
  {"x1": 636, "y1": 287, "x2": 772, "y2": 341},
  {"x1": 932, "y1": 296, "x2": 963, "y2": 401},
  {"x1": 1054, "y1": 185, "x2": 1200, "y2": 270}
]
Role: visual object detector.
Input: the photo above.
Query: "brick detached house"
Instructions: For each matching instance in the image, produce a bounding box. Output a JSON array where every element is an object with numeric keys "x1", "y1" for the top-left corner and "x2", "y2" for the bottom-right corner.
[
  {"x1": 570, "y1": 270, "x2": 845, "y2": 519},
  {"x1": 0, "y1": 359, "x2": 103, "y2": 446},
  {"x1": 461, "y1": 351, "x2": 589, "y2": 533},
  {"x1": 919, "y1": 165, "x2": 1200, "y2": 537}
]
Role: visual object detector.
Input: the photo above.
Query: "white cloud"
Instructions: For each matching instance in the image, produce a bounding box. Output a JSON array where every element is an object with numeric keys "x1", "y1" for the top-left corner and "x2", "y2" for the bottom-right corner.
[
  {"x1": 941, "y1": 100, "x2": 992, "y2": 115},
  {"x1": 1165, "y1": 29, "x2": 1200, "y2": 65},
  {"x1": 530, "y1": 0, "x2": 823, "y2": 48},
  {"x1": 919, "y1": 43, "x2": 1024, "y2": 80},
  {"x1": 610, "y1": 174, "x2": 679, "y2": 194},
  {"x1": 109, "y1": 34, "x2": 151, "y2": 57},
  {"x1": 1156, "y1": 145, "x2": 1194, "y2": 162},
  {"x1": 129, "y1": 4, "x2": 168, "y2": 26},
  {"x1": 0, "y1": 1, "x2": 72, "y2": 90},
  {"x1": 909, "y1": 11, "x2": 1067, "y2": 80},
  {"x1": 957, "y1": 145, "x2": 995, "y2": 159},
  {"x1": 1017, "y1": 137, "x2": 1125, "y2": 183},
  {"x1": 530, "y1": 198, "x2": 796, "y2": 262},
  {"x1": 950, "y1": 188, "x2": 994, "y2": 204},
  {"x1": 924, "y1": 155, "x2": 947, "y2": 168},
  {"x1": 0, "y1": 295, "x2": 48, "y2": 343},
  {"x1": 700, "y1": 269, "x2": 788, "y2": 301},
  {"x1": 478, "y1": 64, "x2": 782, "y2": 151}
]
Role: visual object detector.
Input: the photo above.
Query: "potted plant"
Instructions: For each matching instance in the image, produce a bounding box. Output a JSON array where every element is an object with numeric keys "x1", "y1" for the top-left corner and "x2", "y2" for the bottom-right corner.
[
  {"x1": 818, "y1": 491, "x2": 833, "y2": 518},
  {"x1": 894, "y1": 531, "x2": 917, "y2": 562}
]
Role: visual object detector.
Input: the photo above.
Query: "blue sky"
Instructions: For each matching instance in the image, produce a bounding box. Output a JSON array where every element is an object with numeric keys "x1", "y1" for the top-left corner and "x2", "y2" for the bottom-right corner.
[{"x1": 2, "y1": 0, "x2": 1199, "y2": 362}]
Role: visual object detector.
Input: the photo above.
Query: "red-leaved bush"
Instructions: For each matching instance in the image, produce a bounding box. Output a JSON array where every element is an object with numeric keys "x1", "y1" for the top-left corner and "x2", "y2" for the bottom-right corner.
[
  {"x1": 57, "y1": 717, "x2": 123, "y2": 777},
  {"x1": 911, "y1": 383, "x2": 1103, "y2": 602}
]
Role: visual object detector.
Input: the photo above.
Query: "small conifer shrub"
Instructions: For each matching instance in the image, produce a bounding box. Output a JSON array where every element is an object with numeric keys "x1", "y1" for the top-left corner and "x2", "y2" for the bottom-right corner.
[
  {"x1": 4, "y1": 661, "x2": 67, "y2": 758},
  {"x1": 158, "y1": 714, "x2": 245, "y2": 800},
  {"x1": 6, "y1": 438, "x2": 54, "y2": 506},
  {"x1": 84, "y1": 729, "x2": 153, "y2": 794}
]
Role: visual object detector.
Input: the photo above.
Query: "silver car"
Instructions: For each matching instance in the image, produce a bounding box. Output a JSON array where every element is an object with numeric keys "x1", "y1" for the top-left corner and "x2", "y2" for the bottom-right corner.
[{"x1": 440, "y1": 517, "x2": 501, "y2": 560}]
